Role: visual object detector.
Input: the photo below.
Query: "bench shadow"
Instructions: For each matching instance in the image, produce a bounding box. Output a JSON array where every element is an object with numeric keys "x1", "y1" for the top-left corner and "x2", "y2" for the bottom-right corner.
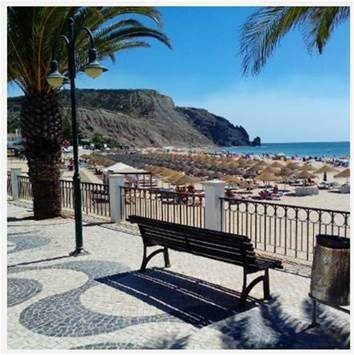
[
  {"x1": 96, "y1": 268, "x2": 257, "y2": 328},
  {"x1": 83, "y1": 221, "x2": 112, "y2": 227},
  {"x1": 7, "y1": 216, "x2": 34, "y2": 222}
]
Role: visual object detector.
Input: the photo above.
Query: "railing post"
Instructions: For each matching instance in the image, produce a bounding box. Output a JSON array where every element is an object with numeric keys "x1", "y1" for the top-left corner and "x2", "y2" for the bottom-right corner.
[
  {"x1": 10, "y1": 168, "x2": 22, "y2": 200},
  {"x1": 109, "y1": 174, "x2": 125, "y2": 223},
  {"x1": 202, "y1": 179, "x2": 225, "y2": 231}
]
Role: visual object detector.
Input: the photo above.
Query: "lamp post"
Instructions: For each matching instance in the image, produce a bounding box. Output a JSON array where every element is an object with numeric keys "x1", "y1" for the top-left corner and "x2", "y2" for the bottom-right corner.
[{"x1": 47, "y1": 17, "x2": 107, "y2": 256}]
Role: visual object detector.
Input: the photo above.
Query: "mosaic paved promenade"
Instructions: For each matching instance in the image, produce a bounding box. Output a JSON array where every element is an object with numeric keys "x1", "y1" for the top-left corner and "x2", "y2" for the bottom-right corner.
[{"x1": 7, "y1": 202, "x2": 350, "y2": 349}]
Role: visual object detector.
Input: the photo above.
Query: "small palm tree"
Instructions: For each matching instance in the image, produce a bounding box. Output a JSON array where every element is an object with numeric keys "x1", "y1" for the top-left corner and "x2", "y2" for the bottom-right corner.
[
  {"x1": 8, "y1": 7, "x2": 171, "y2": 219},
  {"x1": 240, "y1": 6, "x2": 349, "y2": 75}
]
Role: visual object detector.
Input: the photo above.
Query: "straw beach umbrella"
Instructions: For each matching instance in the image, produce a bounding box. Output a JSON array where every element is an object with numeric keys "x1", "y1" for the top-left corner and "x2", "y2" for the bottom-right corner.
[
  {"x1": 295, "y1": 170, "x2": 316, "y2": 180},
  {"x1": 173, "y1": 175, "x2": 200, "y2": 186},
  {"x1": 222, "y1": 175, "x2": 243, "y2": 186},
  {"x1": 275, "y1": 167, "x2": 295, "y2": 189},
  {"x1": 315, "y1": 165, "x2": 339, "y2": 174},
  {"x1": 252, "y1": 161, "x2": 267, "y2": 169},
  {"x1": 301, "y1": 164, "x2": 316, "y2": 171},
  {"x1": 261, "y1": 166, "x2": 281, "y2": 175},
  {"x1": 276, "y1": 167, "x2": 294, "y2": 178},
  {"x1": 315, "y1": 165, "x2": 339, "y2": 181},
  {"x1": 257, "y1": 172, "x2": 281, "y2": 187},
  {"x1": 286, "y1": 161, "x2": 300, "y2": 170},
  {"x1": 236, "y1": 158, "x2": 250, "y2": 168},
  {"x1": 334, "y1": 168, "x2": 350, "y2": 179},
  {"x1": 334, "y1": 168, "x2": 350, "y2": 183},
  {"x1": 270, "y1": 161, "x2": 284, "y2": 168},
  {"x1": 160, "y1": 170, "x2": 184, "y2": 186}
]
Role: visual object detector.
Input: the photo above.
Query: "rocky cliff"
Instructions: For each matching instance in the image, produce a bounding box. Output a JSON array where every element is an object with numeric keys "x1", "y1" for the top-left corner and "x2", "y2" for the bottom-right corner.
[{"x1": 8, "y1": 89, "x2": 260, "y2": 148}]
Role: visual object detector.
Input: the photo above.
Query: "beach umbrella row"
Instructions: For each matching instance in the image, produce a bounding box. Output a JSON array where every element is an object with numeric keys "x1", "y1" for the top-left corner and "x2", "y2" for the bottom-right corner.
[{"x1": 112, "y1": 152, "x2": 348, "y2": 188}]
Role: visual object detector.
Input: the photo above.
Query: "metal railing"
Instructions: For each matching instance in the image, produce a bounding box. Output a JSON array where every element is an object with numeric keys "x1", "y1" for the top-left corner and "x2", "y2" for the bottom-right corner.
[
  {"x1": 7, "y1": 172, "x2": 12, "y2": 197},
  {"x1": 18, "y1": 175, "x2": 32, "y2": 200},
  {"x1": 221, "y1": 197, "x2": 350, "y2": 261},
  {"x1": 120, "y1": 187, "x2": 205, "y2": 228},
  {"x1": 11, "y1": 175, "x2": 109, "y2": 218},
  {"x1": 60, "y1": 180, "x2": 110, "y2": 218}
]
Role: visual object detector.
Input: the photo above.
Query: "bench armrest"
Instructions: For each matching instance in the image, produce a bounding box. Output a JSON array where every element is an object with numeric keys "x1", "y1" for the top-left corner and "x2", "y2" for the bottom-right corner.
[{"x1": 257, "y1": 255, "x2": 283, "y2": 269}]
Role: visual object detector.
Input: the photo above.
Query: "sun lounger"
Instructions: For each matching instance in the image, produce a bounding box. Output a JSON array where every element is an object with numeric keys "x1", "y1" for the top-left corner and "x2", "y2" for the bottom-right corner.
[{"x1": 294, "y1": 186, "x2": 319, "y2": 196}]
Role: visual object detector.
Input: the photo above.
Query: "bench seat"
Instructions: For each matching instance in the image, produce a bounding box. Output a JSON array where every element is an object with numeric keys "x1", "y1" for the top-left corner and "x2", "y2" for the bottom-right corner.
[{"x1": 127, "y1": 215, "x2": 283, "y2": 307}]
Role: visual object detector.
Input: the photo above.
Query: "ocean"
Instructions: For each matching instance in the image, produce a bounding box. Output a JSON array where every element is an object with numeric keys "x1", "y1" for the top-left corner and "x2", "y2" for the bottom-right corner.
[{"x1": 214, "y1": 141, "x2": 350, "y2": 159}]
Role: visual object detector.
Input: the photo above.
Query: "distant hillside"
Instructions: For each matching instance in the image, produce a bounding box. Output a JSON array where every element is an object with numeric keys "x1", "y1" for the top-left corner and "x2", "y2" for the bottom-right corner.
[{"x1": 7, "y1": 89, "x2": 261, "y2": 148}]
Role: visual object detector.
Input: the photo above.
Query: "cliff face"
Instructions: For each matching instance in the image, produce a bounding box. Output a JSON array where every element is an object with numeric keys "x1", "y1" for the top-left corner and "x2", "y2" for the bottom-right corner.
[
  {"x1": 177, "y1": 107, "x2": 250, "y2": 146},
  {"x1": 8, "y1": 89, "x2": 260, "y2": 148}
]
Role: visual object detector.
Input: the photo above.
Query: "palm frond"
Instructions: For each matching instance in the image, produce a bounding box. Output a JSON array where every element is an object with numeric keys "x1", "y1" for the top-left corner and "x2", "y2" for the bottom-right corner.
[
  {"x1": 93, "y1": 19, "x2": 144, "y2": 38},
  {"x1": 8, "y1": 6, "x2": 170, "y2": 94},
  {"x1": 240, "y1": 6, "x2": 349, "y2": 75},
  {"x1": 305, "y1": 7, "x2": 350, "y2": 53},
  {"x1": 96, "y1": 26, "x2": 172, "y2": 49}
]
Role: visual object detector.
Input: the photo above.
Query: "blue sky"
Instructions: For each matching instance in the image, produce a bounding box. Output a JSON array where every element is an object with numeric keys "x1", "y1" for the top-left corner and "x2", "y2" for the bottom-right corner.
[{"x1": 7, "y1": 7, "x2": 350, "y2": 143}]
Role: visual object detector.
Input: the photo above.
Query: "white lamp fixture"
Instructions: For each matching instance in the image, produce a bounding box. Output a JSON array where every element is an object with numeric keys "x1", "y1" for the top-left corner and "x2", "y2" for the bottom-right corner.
[
  {"x1": 84, "y1": 48, "x2": 107, "y2": 78},
  {"x1": 46, "y1": 60, "x2": 67, "y2": 88}
]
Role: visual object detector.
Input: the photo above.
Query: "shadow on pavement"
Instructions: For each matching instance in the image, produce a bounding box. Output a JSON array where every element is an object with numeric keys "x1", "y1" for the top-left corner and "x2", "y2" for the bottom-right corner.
[
  {"x1": 7, "y1": 216, "x2": 34, "y2": 222},
  {"x1": 96, "y1": 268, "x2": 257, "y2": 328},
  {"x1": 218, "y1": 296, "x2": 350, "y2": 349},
  {"x1": 8, "y1": 255, "x2": 71, "y2": 268}
]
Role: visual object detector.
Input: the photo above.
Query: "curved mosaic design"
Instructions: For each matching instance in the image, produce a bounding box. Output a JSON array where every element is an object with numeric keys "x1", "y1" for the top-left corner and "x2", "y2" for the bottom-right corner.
[
  {"x1": 7, "y1": 234, "x2": 49, "y2": 254},
  {"x1": 19, "y1": 260, "x2": 178, "y2": 337},
  {"x1": 8, "y1": 278, "x2": 42, "y2": 307}
]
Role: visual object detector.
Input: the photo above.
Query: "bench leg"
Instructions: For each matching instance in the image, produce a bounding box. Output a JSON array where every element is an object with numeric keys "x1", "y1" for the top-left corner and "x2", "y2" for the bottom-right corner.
[
  {"x1": 263, "y1": 268, "x2": 270, "y2": 300},
  {"x1": 163, "y1": 247, "x2": 171, "y2": 268},
  {"x1": 140, "y1": 244, "x2": 170, "y2": 272},
  {"x1": 239, "y1": 270, "x2": 248, "y2": 307},
  {"x1": 140, "y1": 243, "x2": 148, "y2": 271},
  {"x1": 239, "y1": 268, "x2": 270, "y2": 307}
]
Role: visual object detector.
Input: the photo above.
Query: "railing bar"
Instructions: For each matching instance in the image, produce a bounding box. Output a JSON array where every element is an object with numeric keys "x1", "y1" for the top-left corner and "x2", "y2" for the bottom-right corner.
[
  {"x1": 274, "y1": 207, "x2": 277, "y2": 254},
  {"x1": 295, "y1": 208, "x2": 298, "y2": 259},
  {"x1": 263, "y1": 205, "x2": 267, "y2": 251},
  {"x1": 306, "y1": 210, "x2": 310, "y2": 261}
]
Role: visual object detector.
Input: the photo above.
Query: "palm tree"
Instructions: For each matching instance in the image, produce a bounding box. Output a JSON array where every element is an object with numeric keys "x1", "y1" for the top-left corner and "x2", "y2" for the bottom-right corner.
[
  {"x1": 240, "y1": 7, "x2": 349, "y2": 75},
  {"x1": 8, "y1": 7, "x2": 171, "y2": 219}
]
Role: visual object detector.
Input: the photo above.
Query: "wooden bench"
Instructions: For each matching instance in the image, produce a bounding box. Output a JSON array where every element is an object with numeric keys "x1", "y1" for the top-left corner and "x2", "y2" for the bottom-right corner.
[{"x1": 127, "y1": 215, "x2": 283, "y2": 307}]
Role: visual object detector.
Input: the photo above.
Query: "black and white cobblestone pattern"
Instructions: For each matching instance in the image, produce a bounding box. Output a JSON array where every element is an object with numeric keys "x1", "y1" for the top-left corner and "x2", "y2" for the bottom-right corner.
[{"x1": 8, "y1": 278, "x2": 43, "y2": 307}]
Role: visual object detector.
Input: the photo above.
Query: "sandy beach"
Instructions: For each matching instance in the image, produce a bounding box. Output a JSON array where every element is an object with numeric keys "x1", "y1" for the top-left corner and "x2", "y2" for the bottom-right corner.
[
  {"x1": 7, "y1": 156, "x2": 101, "y2": 184},
  {"x1": 7, "y1": 153, "x2": 350, "y2": 212}
]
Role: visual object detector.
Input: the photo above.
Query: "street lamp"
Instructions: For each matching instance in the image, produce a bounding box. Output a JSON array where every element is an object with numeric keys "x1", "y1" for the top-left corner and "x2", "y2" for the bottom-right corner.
[{"x1": 47, "y1": 17, "x2": 107, "y2": 256}]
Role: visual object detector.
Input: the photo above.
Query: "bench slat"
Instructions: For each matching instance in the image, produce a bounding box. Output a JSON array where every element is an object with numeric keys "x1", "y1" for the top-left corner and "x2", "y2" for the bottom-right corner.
[
  {"x1": 141, "y1": 228, "x2": 256, "y2": 260},
  {"x1": 142, "y1": 231, "x2": 256, "y2": 264},
  {"x1": 129, "y1": 215, "x2": 282, "y2": 272},
  {"x1": 139, "y1": 223, "x2": 254, "y2": 250},
  {"x1": 141, "y1": 224, "x2": 253, "y2": 249},
  {"x1": 129, "y1": 215, "x2": 250, "y2": 241}
]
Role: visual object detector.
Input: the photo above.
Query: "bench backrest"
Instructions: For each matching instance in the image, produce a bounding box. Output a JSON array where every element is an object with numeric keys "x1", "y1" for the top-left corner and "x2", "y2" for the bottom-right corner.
[{"x1": 128, "y1": 215, "x2": 258, "y2": 268}]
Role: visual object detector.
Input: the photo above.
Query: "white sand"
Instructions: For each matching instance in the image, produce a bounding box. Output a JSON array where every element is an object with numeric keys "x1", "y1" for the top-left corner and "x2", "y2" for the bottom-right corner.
[
  {"x1": 7, "y1": 158, "x2": 102, "y2": 184},
  {"x1": 7, "y1": 156, "x2": 350, "y2": 212}
]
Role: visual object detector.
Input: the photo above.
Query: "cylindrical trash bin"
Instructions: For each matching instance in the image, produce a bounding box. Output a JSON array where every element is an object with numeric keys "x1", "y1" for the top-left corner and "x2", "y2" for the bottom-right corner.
[{"x1": 310, "y1": 234, "x2": 350, "y2": 306}]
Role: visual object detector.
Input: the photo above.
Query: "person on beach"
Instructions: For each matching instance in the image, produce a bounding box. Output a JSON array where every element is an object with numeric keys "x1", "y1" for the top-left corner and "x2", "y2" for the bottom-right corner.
[
  {"x1": 187, "y1": 184, "x2": 195, "y2": 193},
  {"x1": 225, "y1": 188, "x2": 234, "y2": 198}
]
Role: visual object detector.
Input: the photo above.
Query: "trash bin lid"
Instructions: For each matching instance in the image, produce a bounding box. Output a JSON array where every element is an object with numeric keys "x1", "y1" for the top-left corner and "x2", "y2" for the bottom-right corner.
[{"x1": 316, "y1": 234, "x2": 350, "y2": 249}]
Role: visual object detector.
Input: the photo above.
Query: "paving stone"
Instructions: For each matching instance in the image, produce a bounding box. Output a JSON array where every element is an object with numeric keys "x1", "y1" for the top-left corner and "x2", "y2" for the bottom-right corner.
[
  {"x1": 7, "y1": 202, "x2": 350, "y2": 350},
  {"x1": 8, "y1": 278, "x2": 42, "y2": 307}
]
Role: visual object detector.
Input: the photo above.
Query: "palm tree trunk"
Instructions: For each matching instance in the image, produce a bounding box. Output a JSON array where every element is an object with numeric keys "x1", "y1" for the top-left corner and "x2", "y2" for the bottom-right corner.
[{"x1": 20, "y1": 91, "x2": 63, "y2": 219}]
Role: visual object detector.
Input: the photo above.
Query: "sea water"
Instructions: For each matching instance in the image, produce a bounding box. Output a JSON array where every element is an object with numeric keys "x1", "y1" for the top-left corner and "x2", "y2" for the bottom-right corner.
[{"x1": 214, "y1": 141, "x2": 350, "y2": 159}]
